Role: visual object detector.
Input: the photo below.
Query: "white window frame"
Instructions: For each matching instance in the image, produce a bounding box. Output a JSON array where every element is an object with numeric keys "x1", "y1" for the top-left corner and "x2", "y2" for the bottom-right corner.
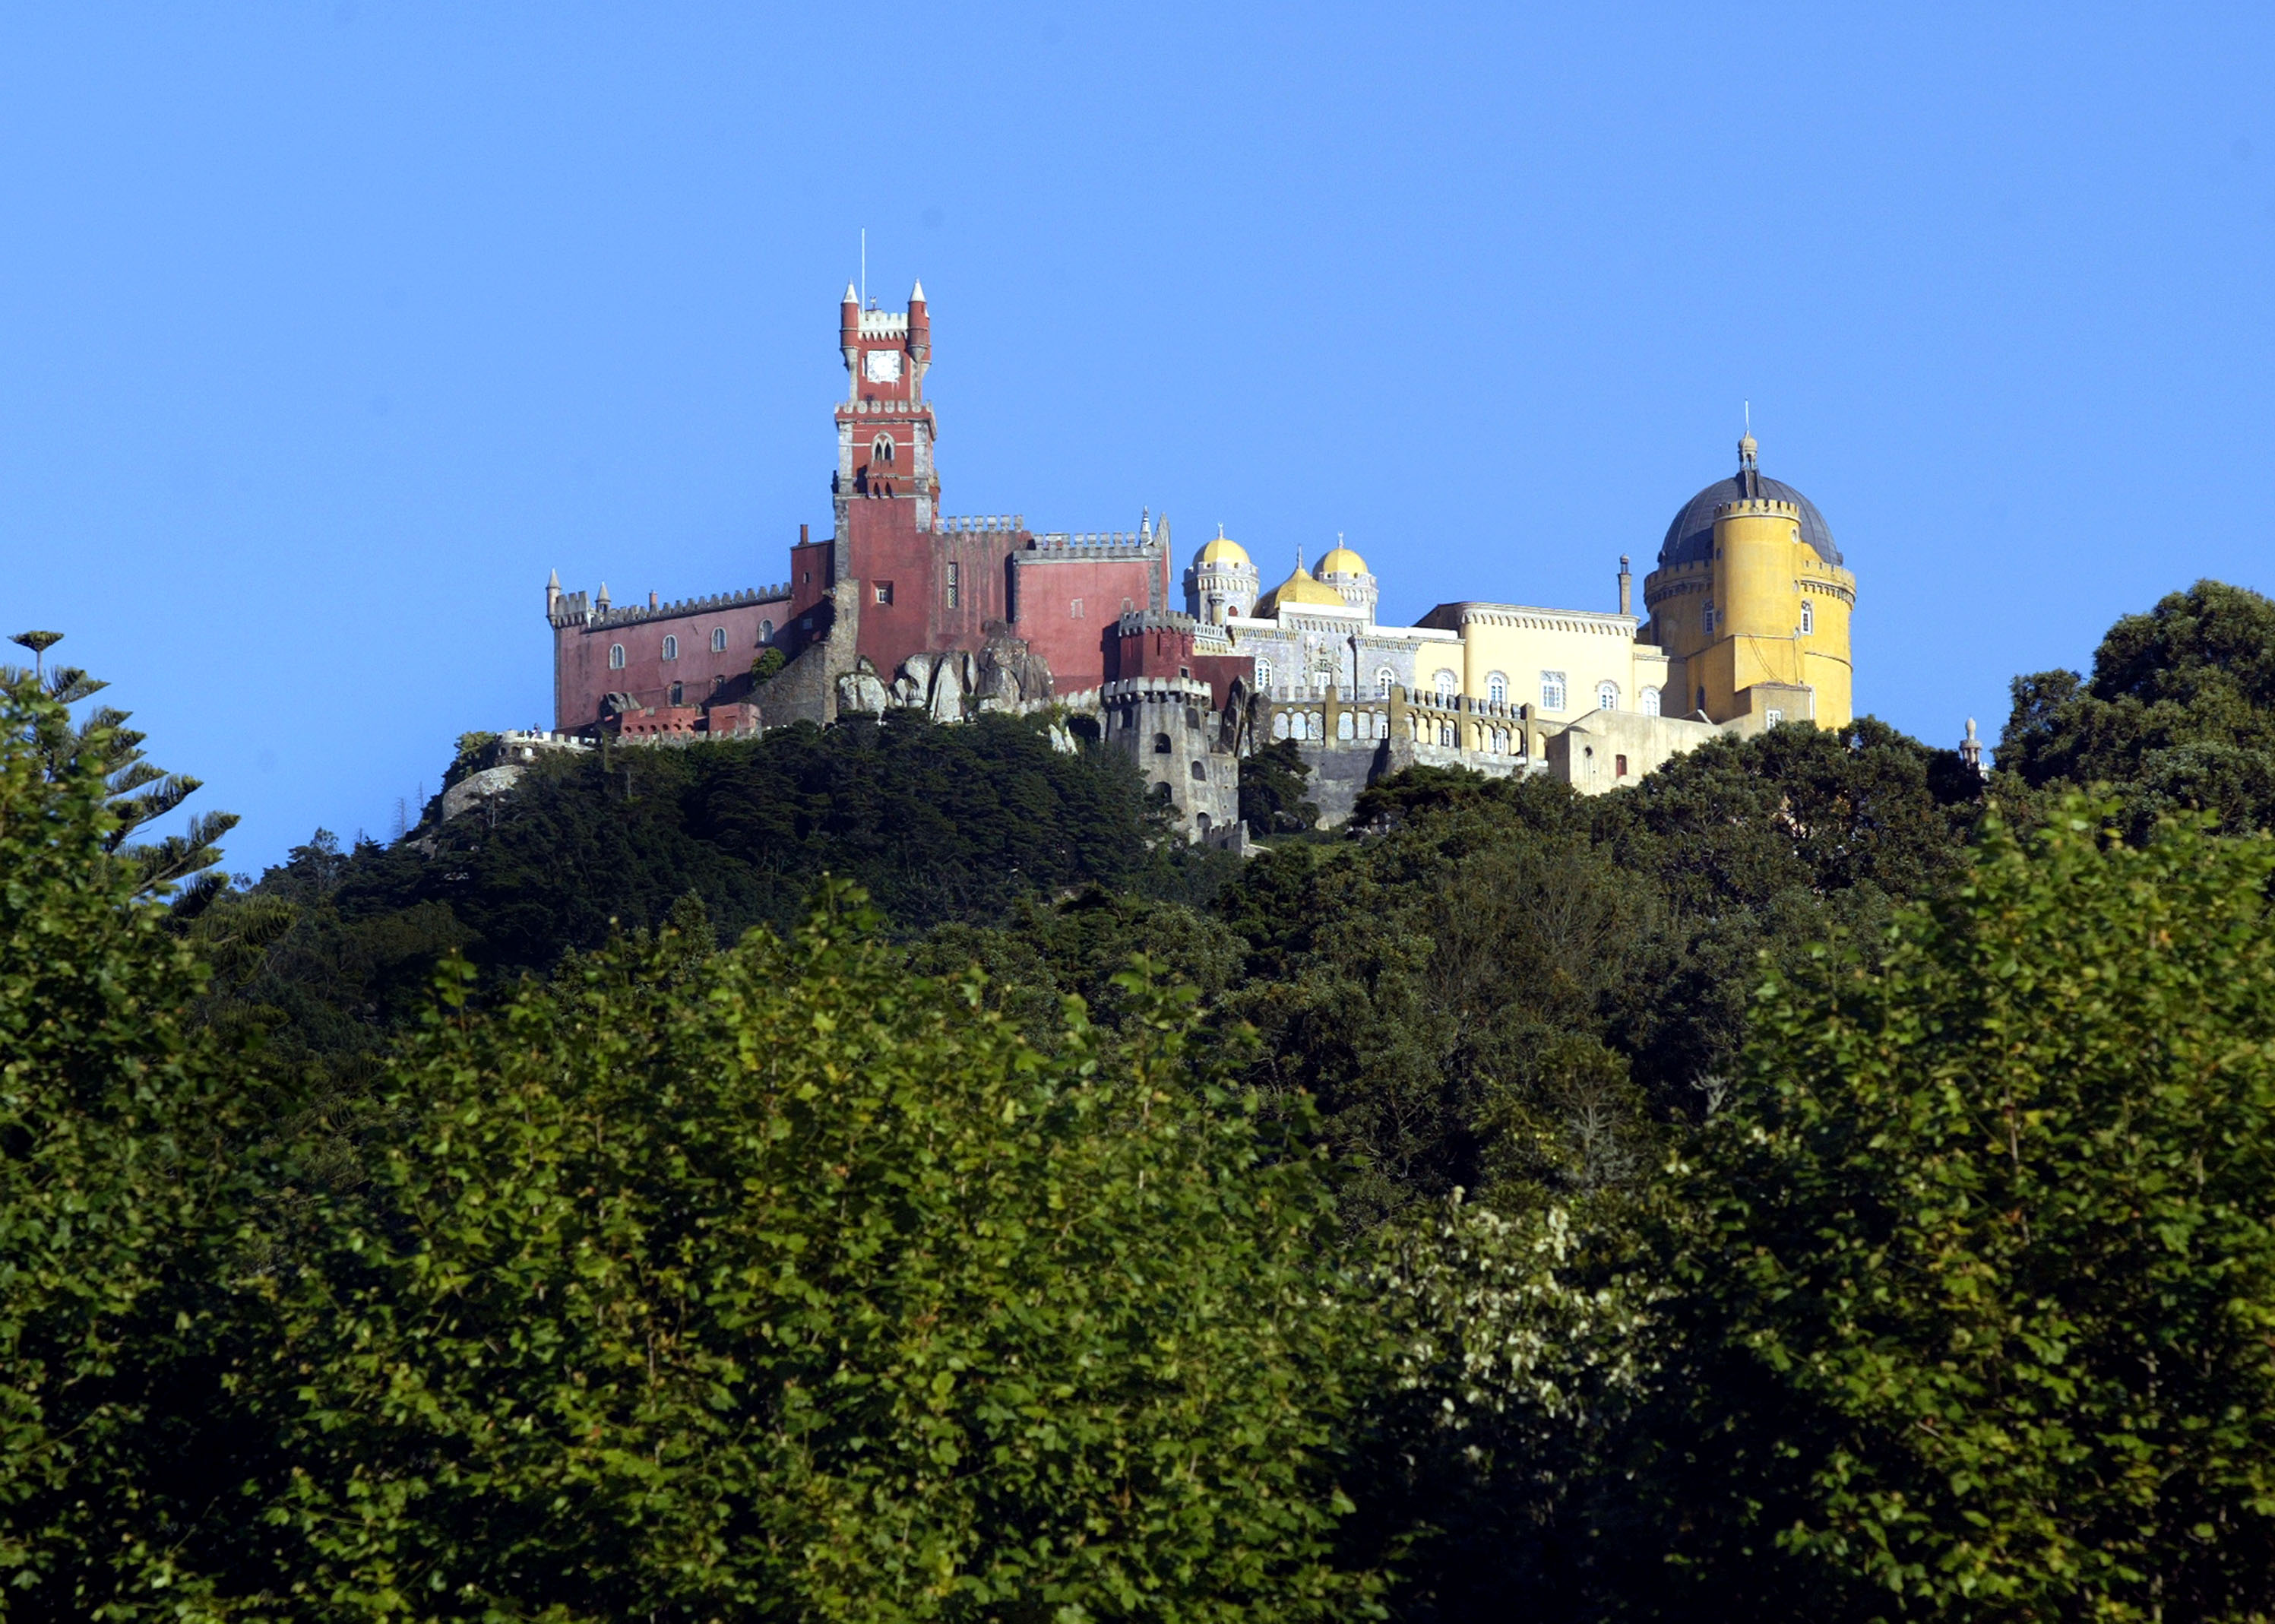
[
  {"x1": 1433, "y1": 669, "x2": 1459, "y2": 703},
  {"x1": 1375, "y1": 666, "x2": 1394, "y2": 699},
  {"x1": 1640, "y1": 685, "x2": 1660, "y2": 717},
  {"x1": 1255, "y1": 658, "x2": 1273, "y2": 692},
  {"x1": 1597, "y1": 680, "x2": 1619, "y2": 711},
  {"x1": 710, "y1": 628, "x2": 727, "y2": 653},
  {"x1": 661, "y1": 635, "x2": 679, "y2": 661},
  {"x1": 1800, "y1": 597, "x2": 1815, "y2": 635},
  {"x1": 608, "y1": 643, "x2": 625, "y2": 670},
  {"x1": 1486, "y1": 671, "x2": 1508, "y2": 706},
  {"x1": 1540, "y1": 670, "x2": 1568, "y2": 712}
]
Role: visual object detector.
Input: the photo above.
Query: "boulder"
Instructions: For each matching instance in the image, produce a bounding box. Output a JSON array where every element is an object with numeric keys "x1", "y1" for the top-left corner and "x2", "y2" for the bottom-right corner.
[
  {"x1": 836, "y1": 670, "x2": 892, "y2": 717},
  {"x1": 928, "y1": 656, "x2": 966, "y2": 723}
]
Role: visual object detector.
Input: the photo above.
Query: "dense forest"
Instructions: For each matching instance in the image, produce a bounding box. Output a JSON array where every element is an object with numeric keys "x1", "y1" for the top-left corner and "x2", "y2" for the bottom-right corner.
[{"x1": 7, "y1": 578, "x2": 2275, "y2": 1622}]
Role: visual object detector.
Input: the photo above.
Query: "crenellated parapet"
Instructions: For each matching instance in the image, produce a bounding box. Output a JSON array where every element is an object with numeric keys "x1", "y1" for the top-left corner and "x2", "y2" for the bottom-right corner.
[{"x1": 559, "y1": 584, "x2": 793, "y2": 632}]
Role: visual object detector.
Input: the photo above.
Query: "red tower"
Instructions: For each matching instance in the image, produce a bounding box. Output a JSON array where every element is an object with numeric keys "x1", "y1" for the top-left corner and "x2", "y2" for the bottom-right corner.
[{"x1": 833, "y1": 280, "x2": 966, "y2": 677}]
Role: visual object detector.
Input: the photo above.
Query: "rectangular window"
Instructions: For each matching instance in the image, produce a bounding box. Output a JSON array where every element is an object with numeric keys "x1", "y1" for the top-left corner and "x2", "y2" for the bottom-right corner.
[
  {"x1": 875, "y1": 581, "x2": 894, "y2": 606},
  {"x1": 945, "y1": 561, "x2": 960, "y2": 609},
  {"x1": 1766, "y1": 708, "x2": 1785, "y2": 726},
  {"x1": 1615, "y1": 754, "x2": 1629, "y2": 777},
  {"x1": 1799, "y1": 598, "x2": 1814, "y2": 635},
  {"x1": 1071, "y1": 597, "x2": 1084, "y2": 619},
  {"x1": 1540, "y1": 670, "x2": 1568, "y2": 711}
]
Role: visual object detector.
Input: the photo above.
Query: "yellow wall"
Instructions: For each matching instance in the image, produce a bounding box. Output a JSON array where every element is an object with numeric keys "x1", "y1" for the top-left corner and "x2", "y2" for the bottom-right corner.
[
  {"x1": 1417, "y1": 607, "x2": 1671, "y2": 725},
  {"x1": 1643, "y1": 498, "x2": 1855, "y2": 728}
]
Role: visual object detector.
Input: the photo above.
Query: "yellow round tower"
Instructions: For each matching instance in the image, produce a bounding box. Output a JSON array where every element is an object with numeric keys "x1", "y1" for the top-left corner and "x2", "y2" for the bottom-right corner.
[{"x1": 1640, "y1": 432, "x2": 1856, "y2": 728}]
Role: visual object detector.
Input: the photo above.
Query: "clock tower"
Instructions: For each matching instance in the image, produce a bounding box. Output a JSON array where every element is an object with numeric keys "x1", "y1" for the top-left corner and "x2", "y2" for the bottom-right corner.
[{"x1": 829, "y1": 280, "x2": 960, "y2": 676}]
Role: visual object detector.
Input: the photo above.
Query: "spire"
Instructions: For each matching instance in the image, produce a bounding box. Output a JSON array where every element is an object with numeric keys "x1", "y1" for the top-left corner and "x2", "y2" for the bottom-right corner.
[
  {"x1": 910, "y1": 277, "x2": 926, "y2": 302},
  {"x1": 1296, "y1": 545, "x2": 1306, "y2": 574},
  {"x1": 843, "y1": 282, "x2": 858, "y2": 305},
  {"x1": 596, "y1": 581, "x2": 611, "y2": 612}
]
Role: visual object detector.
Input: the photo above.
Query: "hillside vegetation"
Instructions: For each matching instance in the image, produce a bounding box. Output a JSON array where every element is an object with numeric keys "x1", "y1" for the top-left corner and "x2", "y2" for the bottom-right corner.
[{"x1": 5, "y1": 578, "x2": 2275, "y2": 1622}]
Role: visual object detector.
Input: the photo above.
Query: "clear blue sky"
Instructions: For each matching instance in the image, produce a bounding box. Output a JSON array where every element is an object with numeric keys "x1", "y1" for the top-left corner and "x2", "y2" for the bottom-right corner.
[{"x1": 5, "y1": 5, "x2": 2271, "y2": 871}]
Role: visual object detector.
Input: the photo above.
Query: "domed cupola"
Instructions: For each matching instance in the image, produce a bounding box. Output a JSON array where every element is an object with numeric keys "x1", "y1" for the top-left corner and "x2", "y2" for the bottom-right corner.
[
  {"x1": 1659, "y1": 433, "x2": 1842, "y2": 570},
  {"x1": 1313, "y1": 533, "x2": 1380, "y2": 623},
  {"x1": 1188, "y1": 524, "x2": 1261, "y2": 625}
]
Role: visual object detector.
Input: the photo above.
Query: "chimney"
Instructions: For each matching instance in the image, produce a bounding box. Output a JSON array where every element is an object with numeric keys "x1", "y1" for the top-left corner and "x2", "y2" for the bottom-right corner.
[
  {"x1": 650, "y1": 590, "x2": 659, "y2": 609},
  {"x1": 1618, "y1": 555, "x2": 1632, "y2": 616}
]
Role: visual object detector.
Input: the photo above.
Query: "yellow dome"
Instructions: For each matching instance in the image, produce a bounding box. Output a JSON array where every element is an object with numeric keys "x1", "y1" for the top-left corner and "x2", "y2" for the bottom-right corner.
[
  {"x1": 1198, "y1": 534, "x2": 1251, "y2": 566},
  {"x1": 1256, "y1": 565, "x2": 1346, "y2": 616},
  {"x1": 1317, "y1": 545, "x2": 1368, "y2": 577}
]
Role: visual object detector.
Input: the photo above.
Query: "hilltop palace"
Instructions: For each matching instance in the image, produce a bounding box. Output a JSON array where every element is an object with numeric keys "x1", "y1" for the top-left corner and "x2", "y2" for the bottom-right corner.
[{"x1": 525, "y1": 283, "x2": 1858, "y2": 841}]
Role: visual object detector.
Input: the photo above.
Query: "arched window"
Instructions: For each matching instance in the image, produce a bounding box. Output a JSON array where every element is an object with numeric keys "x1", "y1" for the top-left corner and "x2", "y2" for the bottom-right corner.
[
  {"x1": 1433, "y1": 670, "x2": 1458, "y2": 703},
  {"x1": 872, "y1": 434, "x2": 895, "y2": 465},
  {"x1": 1272, "y1": 712, "x2": 1289, "y2": 741},
  {"x1": 1800, "y1": 598, "x2": 1815, "y2": 635},
  {"x1": 1254, "y1": 658, "x2": 1273, "y2": 692},
  {"x1": 662, "y1": 635, "x2": 679, "y2": 661},
  {"x1": 1640, "y1": 685, "x2": 1661, "y2": 717},
  {"x1": 1153, "y1": 733, "x2": 1172, "y2": 755},
  {"x1": 1540, "y1": 670, "x2": 1568, "y2": 711},
  {"x1": 710, "y1": 628, "x2": 727, "y2": 653},
  {"x1": 1597, "y1": 680, "x2": 1620, "y2": 711},
  {"x1": 1375, "y1": 666, "x2": 1394, "y2": 699},
  {"x1": 1337, "y1": 711, "x2": 1354, "y2": 740},
  {"x1": 1307, "y1": 713, "x2": 1323, "y2": 741},
  {"x1": 1702, "y1": 603, "x2": 1717, "y2": 637},
  {"x1": 1486, "y1": 672, "x2": 1508, "y2": 706},
  {"x1": 760, "y1": 619, "x2": 774, "y2": 642},
  {"x1": 608, "y1": 643, "x2": 626, "y2": 670},
  {"x1": 1190, "y1": 760, "x2": 1207, "y2": 780},
  {"x1": 1438, "y1": 720, "x2": 1456, "y2": 747}
]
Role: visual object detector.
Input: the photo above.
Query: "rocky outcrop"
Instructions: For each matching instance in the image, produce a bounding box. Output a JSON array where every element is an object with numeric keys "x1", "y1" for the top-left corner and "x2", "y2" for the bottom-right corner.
[
  {"x1": 835, "y1": 656, "x2": 892, "y2": 718},
  {"x1": 439, "y1": 763, "x2": 526, "y2": 822}
]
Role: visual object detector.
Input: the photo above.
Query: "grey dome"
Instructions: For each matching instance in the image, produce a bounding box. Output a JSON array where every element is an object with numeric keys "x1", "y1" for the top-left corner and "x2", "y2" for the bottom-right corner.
[{"x1": 1659, "y1": 473, "x2": 1841, "y2": 569}]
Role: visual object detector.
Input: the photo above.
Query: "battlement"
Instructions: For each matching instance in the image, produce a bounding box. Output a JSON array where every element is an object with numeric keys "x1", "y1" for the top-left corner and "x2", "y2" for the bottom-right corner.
[
  {"x1": 1030, "y1": 528, "x2": 1153, "y2": 551},
  {"x1": 840, "y1": 397, "x2": 932, "y2": 416},
  {"x1": 934, "y1": 514, "x2": 1026, "y2": 534},
  {"x1": 496, "y1": 730, "x2": 595, "y2": 752},
  {"x1": 857, "y1": 309, "x2": 909, "y2": 339},
  {"x1": 1713, "y1": 498, "x2": 1802, "y2": 521},
  {"x1": 1103, "y1": 676, "x2": 1215, "y2": 704},
  {"x1": 566, "y1": 584, "x2": 791, "y2": 632},
  {"x1": 1115, "y1": 609, "x2": 1201, "y2": 635}
]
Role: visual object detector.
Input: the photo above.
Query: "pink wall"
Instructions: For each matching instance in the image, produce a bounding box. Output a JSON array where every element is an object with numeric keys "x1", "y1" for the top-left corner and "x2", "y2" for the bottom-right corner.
[
  {"x1": 1012, "y1": 556, "x2": 1159, "y2": 694},
  {"x1": 554, "y1": 596, "x2": 790, "y2": 732}
]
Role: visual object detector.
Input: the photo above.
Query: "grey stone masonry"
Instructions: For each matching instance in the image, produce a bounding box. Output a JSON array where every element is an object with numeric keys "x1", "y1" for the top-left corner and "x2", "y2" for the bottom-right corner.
[{"x1": 1103, "y1": 676, "x2": 1239, "y2": 844}]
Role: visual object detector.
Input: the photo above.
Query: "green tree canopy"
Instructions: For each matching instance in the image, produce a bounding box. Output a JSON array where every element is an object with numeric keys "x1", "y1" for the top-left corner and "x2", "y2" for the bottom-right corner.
[
  {"x1": 257, "y1": 891, "x2": 1375, "y2": 1622},
  {"x1": 1999, "y1": 578, "x2": 2275, "y2": 837},
  {"x1": 1641, "y1": 803, "x2": 2275, "y2": 1619},
  {"x1": 0, "y1": 670, "x2": 240, "y2": 1614}
]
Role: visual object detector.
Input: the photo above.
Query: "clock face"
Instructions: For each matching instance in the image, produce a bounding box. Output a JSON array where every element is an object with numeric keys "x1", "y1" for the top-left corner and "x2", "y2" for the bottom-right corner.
[{"x1": 863, "y1": 349, "x2": 903, "y2": 384}]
